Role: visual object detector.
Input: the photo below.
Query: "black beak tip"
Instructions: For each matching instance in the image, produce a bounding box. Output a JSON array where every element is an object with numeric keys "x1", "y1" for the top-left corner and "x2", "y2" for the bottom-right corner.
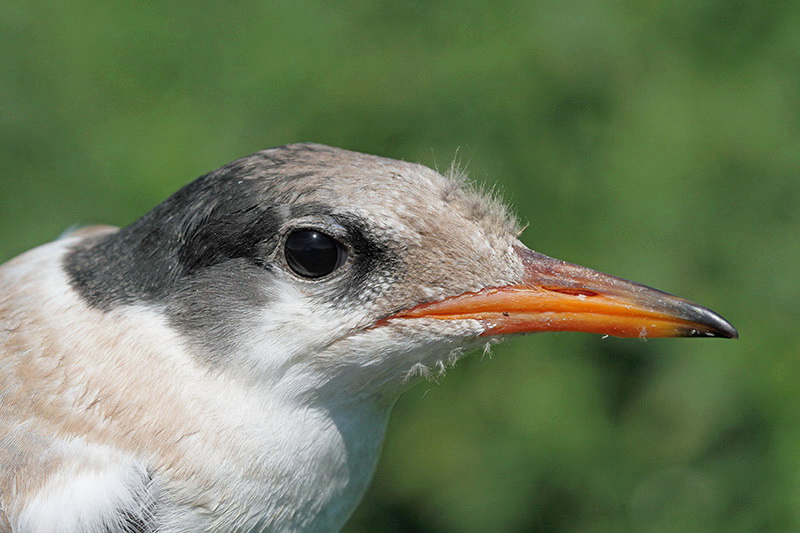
[
  {"x1": 682, "y1": 307, "x2": 739, "y2": 339},
  {"x1": 685, "y1": 326, "x2": 739, "y2": 339}
]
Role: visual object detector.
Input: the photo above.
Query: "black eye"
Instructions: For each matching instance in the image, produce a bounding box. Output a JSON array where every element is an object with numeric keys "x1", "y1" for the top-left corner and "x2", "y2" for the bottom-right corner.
[{"x1": 284, "y1": 229, "x2": 348, "y2": 278}]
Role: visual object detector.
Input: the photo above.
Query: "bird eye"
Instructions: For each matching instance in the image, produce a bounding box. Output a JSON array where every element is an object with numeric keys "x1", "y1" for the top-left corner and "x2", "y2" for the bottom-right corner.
[{"x1": 284, "y1": 229, "x2": 348, "y2": 278}]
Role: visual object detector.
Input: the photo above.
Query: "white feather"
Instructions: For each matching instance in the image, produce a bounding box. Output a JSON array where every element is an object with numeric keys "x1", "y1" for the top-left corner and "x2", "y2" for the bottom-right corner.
[{"x1": 14, "y1": 444, "x2": 154, "y2": 533}]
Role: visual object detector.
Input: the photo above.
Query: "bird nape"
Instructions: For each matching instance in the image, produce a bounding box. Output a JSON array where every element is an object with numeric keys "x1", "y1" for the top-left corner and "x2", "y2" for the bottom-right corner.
[{"x1": 0, "y1": 143, "x2": 737, "y2": 532}]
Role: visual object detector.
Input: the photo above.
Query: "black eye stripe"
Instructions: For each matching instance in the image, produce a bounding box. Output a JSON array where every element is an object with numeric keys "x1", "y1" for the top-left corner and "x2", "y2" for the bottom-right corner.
[{"x1": 284, "y1": 229, "x2": 348, "y2": 279}]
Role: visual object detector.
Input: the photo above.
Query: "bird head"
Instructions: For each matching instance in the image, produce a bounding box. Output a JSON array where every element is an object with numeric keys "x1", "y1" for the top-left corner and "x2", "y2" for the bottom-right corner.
[{"x1": 66, "y1": 143, "x2": 737, "y2": 404}]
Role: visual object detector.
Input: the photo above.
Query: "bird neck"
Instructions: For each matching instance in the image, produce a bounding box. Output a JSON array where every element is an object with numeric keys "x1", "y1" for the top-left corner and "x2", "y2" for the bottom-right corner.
[
  {"x1": 214, "y1": 392, "x2": 393, "y2": 532},
  {"x1": 24, "y1": 239, "x2": 396, "y2": 532}
]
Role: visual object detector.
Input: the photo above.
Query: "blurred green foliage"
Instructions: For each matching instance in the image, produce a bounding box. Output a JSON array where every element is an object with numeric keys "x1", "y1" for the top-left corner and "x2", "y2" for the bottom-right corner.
[{"x1": 2, "y1": 1, "x2": 798, "y2": 531}]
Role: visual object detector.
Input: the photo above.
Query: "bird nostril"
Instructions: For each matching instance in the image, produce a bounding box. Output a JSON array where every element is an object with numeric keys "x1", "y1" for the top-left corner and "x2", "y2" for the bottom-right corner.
[{"x1": 543, "y1": 287, "x2": 599, "y2": 297}]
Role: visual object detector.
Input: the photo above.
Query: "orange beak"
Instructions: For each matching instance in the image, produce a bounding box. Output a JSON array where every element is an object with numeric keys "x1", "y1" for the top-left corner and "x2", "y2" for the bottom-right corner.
[{"x1": 385, "y1": 247, "x2": 738, "y2": 339}]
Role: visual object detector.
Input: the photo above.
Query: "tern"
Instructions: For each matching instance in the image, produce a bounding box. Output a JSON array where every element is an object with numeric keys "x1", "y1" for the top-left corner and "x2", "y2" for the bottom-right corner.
[{"x1": 0, "y1": 143, "x2": 737, "y2": 532}]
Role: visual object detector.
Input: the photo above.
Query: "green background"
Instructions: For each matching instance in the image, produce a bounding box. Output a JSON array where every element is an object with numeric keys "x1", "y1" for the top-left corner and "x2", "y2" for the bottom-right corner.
[{"x1": 2, "y1": 1, "x2": 798, "y2": 531}]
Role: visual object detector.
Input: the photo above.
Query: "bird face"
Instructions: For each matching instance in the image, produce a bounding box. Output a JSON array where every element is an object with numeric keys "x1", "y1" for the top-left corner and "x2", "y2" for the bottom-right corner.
[
  {"x1": 4, "y1": 143, "x2": 738, "y2": 532},
  {"x1": 64, "y1": 143, "x2": 736, "y2": 404}
]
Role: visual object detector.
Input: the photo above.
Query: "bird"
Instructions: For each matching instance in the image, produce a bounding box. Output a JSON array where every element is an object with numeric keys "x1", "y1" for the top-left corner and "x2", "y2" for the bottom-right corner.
[{"x1": 0, "y1": 143, "x2": 737, "y2": 532}]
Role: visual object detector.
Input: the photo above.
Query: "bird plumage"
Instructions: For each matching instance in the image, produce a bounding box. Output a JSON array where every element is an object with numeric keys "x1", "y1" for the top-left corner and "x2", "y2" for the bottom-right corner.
[{"x1": 0, "y1": 143, "x2": 736, "y2": 532}]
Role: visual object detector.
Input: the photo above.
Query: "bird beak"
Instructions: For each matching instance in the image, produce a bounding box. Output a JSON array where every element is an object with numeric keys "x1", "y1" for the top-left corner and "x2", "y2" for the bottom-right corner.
[{"x1": 387, "y1": 247, "x2": 738, "y2": 339}]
